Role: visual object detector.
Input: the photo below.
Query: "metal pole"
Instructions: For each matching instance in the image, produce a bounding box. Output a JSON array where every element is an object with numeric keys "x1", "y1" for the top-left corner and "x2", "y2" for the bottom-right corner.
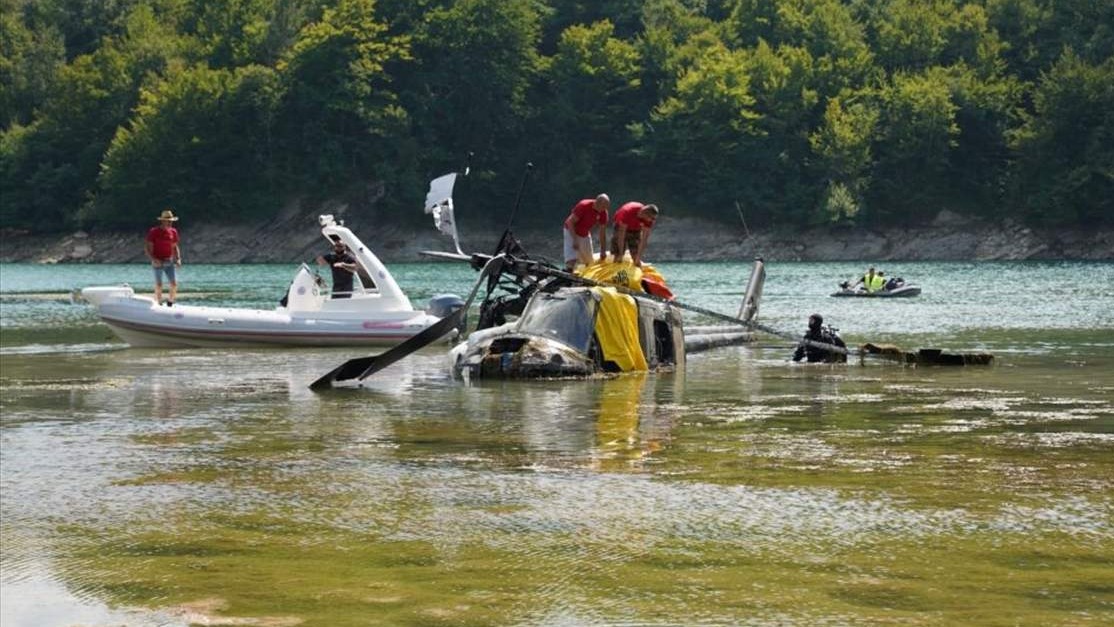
[{"x1": 505, "y1": 162, "x2": 533, "y2": 232}]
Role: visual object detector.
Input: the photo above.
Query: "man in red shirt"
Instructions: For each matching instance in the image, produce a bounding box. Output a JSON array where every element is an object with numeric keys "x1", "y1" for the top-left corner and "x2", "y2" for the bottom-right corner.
[
  {"x1": 144, "y1": 209, "x2": 182, "y2": 306},
  {"x1": 609, "y1": 202, "x2": 659, "y2": 267},
  {"x1": 563, "y1": 194, "x2": 610, "y2": 271}
]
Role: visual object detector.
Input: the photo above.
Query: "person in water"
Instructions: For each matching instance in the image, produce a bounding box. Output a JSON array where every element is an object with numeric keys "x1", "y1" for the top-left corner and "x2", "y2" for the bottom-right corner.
[
  {"x1": 792, "y1": 313, "x2": 848, "y2": 363},
  {"x1": 563, "y1": 194, "x2": 610, "y2": 271},
  {"x1": 609, "y1": 201, "x2": 659, "y2": 267},
  {"x1": 316, "y1": 237, "x2": 359, "y2": 299},
  {"x1": 144, "y1": 209, "x2": 182, "y2": 306}
]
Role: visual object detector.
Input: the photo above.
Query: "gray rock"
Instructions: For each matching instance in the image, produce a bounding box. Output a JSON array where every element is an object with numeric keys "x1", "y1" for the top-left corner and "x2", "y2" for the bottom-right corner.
[{"x1": 2, "y1": 211, "x2": 1112, "y2": 263}]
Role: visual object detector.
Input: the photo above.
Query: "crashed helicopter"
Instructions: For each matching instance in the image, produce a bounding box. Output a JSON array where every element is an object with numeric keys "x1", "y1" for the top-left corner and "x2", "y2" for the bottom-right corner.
[
  {"x1": 311, "y1": 171, "x2": 766, "y2": 389},
  {"x1": 444, "y1": 250, "x2": 765, "y2": 380}
]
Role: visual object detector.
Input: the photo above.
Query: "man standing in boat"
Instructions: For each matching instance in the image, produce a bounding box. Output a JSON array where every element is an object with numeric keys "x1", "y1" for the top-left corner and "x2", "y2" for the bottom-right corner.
[
  {"x1": 316, "y1": 237, "x2": 359, "y2": 299},
  {"x1": 563, "y1": 194, "x2": 610, "y2": 271},
  {"x1": 144, "y1": 209, "x2": 182, "y2": 306},
  {"x1": 610, "y1": 202, "x2": 659, "y2": 267}
]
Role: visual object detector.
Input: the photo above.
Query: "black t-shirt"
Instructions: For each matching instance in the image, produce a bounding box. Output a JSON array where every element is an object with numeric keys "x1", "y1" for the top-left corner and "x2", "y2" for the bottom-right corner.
[{"x1": 322, "y1": 251, "x2": 356, "y2": 295}]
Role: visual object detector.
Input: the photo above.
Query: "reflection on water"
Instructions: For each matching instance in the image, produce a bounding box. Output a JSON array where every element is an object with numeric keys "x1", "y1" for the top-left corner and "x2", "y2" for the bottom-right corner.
[
  {"x1": 2, "y1": 261, "x2": 1114, "y2": 625},
  {"x1": 0, "y1": 573, "x2": 184, "y2": 627},
  {"x1": 1, "y1": 341, "x2": 1111, "y2": 625},
  {"x1": 0, "y1": 343, "x2": 125, "y2": 356},
  {"x1": 592, "y1": 374, "x2": 659, "y2": 471}
]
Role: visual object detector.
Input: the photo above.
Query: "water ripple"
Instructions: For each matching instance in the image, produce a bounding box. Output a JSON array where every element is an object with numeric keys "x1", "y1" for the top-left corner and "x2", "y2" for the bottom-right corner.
[{"x1": 0, "y1": 343, "x2": 124, "y2": 356}]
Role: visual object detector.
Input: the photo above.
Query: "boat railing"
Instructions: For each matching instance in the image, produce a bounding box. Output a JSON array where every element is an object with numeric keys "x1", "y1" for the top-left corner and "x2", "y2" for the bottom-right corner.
[{"x1": 325, "y1": 285, "x2": 378, "y2": 299}]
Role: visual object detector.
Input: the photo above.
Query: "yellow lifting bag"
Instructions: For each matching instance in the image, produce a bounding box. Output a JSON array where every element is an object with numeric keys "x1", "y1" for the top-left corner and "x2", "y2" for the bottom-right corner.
[{"x1": 592, "y1": 287, "x2": 648, "y2": 372}]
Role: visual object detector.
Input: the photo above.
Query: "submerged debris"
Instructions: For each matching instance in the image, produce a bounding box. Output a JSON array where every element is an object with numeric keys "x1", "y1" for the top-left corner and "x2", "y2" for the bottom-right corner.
[{"x1": 861, "y1": 343, "x2": 994, "y2": 366}]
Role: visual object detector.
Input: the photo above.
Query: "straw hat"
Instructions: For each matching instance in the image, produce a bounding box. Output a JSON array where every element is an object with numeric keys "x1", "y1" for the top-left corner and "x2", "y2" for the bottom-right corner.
[{"x1": 157, "y1": 209, "x2": 179, "y2": 222}]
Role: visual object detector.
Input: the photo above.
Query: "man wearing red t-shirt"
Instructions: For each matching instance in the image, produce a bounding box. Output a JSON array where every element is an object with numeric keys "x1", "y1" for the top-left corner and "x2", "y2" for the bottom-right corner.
[
  {"x1": 562, "y1": 194, "x2": 610, "y2": 271},
  {"x1": 609, "y1": 202, "x2": 659, "y2": 267},
  {"x1": 144, "y1": 209, "x2": 182, "y2": 306}
]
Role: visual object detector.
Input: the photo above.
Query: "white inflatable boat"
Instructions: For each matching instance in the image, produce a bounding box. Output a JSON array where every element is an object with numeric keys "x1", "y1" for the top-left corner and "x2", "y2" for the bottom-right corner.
[{"x1": 79, "y1": 215, "x2": 462, "y2": 348}]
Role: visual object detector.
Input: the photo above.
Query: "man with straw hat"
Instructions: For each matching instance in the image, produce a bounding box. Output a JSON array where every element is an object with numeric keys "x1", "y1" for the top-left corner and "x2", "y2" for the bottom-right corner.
[{"x1": 145, "y1": 209, "x2": 182, "y2": 306}]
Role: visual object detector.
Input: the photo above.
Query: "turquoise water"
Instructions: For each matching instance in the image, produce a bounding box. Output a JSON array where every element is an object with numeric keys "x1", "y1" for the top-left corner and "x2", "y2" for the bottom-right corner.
[
  {"x1": 3, "y1": 260, "x2": 1112, "y2": 340},
  {"x1": 1, "y1": 260, "x2": 1113, "y2": 626}
]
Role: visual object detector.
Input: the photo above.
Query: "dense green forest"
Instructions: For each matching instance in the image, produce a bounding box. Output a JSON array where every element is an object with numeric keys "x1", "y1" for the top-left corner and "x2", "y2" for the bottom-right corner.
[{"x1": 2, "y1": 0, "x2": 1111, "y2": 233}]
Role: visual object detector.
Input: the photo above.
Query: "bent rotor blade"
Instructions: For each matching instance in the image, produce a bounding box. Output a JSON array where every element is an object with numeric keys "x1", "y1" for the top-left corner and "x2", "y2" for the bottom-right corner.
[
  {"x1": 309, "y1": 310, "x2": 464, "y2": 391},
  {"x1": 310, "y1": 255, "x2": 503, "y2": 390}
]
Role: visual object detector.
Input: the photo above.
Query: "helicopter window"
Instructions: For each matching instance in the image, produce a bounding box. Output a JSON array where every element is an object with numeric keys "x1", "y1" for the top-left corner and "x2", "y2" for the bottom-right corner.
[
  {"x1": 515, "y1": 291, "x2": 596, "y2": 352},
  {"x1": 653, "y1": 319, "x2": 674, "y2": 364}
]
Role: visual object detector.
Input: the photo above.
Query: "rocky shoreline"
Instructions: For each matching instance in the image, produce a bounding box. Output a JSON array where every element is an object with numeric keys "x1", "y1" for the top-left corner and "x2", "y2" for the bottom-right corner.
[{"x1": 2, "y1": 204, "x2": 1111, "y2": 264}]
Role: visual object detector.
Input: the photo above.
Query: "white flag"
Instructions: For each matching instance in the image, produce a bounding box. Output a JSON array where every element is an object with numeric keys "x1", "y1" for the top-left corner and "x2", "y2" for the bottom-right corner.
[
  {"x1": 423, "y1": 172, "x2": 464, "y2": 254},
  {"x1": 424, "y1": 173, "x2": 457, "y2": 214}
]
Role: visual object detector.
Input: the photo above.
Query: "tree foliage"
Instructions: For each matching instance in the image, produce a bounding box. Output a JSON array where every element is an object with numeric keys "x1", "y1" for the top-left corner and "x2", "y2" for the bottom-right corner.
[
  {"x1": 94, "y1": 64, "x2": 283, "y2": 226},
  {"x1": 402, "y1": 0, "x2": 539, "y2": 183},
  {"x1": 533, "y1": 19, "x2": 641, "y2": 194},
  {"x1": 1, "y1": 0, "x2": 1111, "y2": 233},
  {"x1": 1010, "y1": 50, "x2": 1114, "y2": 225}
]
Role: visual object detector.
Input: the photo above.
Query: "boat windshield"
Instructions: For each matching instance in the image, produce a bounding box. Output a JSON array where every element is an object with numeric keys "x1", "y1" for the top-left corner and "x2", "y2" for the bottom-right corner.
[{"x1": 515, "y1": 291, "x2": 597, "y2": 353}]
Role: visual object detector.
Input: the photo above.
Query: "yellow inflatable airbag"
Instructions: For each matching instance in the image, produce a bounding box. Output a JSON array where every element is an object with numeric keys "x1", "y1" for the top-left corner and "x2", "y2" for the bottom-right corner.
[{"x1": 592, "y1": 287, "x2": 647, "y2": 372}]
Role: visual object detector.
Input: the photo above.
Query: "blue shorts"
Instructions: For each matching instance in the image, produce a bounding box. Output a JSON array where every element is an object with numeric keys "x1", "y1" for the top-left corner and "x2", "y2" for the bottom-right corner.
[{"x1": 153, "y1": 261, "x2": 177, "y2": 284}]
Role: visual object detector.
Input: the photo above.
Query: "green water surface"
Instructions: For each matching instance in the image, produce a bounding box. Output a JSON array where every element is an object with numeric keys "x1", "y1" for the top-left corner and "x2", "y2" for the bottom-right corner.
[{"x1": 1, "y1": 261, "x2": 1112, "y2": 626}]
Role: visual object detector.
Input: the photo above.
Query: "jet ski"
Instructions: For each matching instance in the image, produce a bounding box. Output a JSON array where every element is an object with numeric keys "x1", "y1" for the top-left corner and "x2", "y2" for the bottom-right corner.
[{"x1": 831, "y1": 278, "x2": 921, "y2": 297}]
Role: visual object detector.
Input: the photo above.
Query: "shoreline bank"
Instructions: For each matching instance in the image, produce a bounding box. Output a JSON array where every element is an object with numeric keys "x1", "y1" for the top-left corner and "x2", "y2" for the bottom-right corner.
[{"x1": 2, "y1": 210, "x2": 1112, "y2": 264}]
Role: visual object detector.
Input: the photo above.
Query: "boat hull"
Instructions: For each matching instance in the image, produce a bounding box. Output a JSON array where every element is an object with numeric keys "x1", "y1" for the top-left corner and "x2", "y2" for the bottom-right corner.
[
  {"x1": 91, "y1": 295, "x2": 452, "y2": 348},
  {"x1": 831, "y1": 285, "x2": 921, "y2": 298}
]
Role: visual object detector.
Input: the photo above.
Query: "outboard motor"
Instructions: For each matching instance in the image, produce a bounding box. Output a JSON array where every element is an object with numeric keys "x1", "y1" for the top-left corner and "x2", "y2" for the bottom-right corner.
[
  {"x1": 428, "y1": 293, "x2": 466, "y2": 335},
  {"x1": 427, "y1": 293, "x2": 465, "y2": 319}
]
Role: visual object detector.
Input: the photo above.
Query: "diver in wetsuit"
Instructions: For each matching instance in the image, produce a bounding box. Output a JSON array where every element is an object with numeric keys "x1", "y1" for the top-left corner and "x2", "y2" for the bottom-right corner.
[{"x1": 792, "y1": 313, "x2": 848, "y2": 363}]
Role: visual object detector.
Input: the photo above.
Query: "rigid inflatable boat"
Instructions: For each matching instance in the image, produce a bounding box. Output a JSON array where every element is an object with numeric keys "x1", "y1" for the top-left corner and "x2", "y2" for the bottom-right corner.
[{"x1": 79, "y1": 215, "x2": 462, "y2": 348}]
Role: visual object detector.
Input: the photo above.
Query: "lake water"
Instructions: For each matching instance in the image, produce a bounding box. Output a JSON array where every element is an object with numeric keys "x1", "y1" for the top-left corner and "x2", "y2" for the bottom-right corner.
[{"x1": 1, "y1": 260, "x2": 1112, "y2": 626}]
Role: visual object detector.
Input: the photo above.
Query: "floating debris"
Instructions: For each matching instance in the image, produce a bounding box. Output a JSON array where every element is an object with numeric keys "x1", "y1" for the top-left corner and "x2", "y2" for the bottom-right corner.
[{"x1": 860, "y1": 343, "x2": 994, "y2": 366}]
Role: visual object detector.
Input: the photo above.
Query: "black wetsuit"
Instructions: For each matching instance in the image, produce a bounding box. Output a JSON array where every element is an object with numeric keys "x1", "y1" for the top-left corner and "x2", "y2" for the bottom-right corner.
[{"x1": 792, "y1": 326, "x2": 848, "y2": 363}]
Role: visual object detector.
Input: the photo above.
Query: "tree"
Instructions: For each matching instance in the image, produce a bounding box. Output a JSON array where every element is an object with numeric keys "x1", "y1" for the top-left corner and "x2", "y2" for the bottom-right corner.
[
  {"x1": 743, "y1": 41, "x2": 822, "y2": 224},
  {"x1": 1, "y1": 4, "x2": 188, "y2": 230},
  {"x1": 0, "y1": 6, "x2": 65, "y2": 127},
  {"x1": 645, "y1": 41, "x2": 767, "y2": 221},
  {"x1": 1010, "y1": 50, "x2": 1114, "y2": 225},
  {"x1": 399, "y1": 0, "x2": 541, "y2": 219},
  {"x1": 537, "y1": 0, "x2": 646, "y2": 52},
  {"x1": 942, "y1": 62, "x2": 1020, "y2": 217},
  {"x1": 726, "y1": 0, "x2": 874, "y2": 88},
  {"x1": 94, "y1": 64, "x2": 283, "y2": 225},
  {"x1": 809, "y1": 95, "x2": 878, "y2": 223},
  {"x1": 868, "y1": 67, "x2": 960, "y2": 223},
  {"x1": 2, "y1": 0, "x2": 1111, "y2": 233},
  {"x1": 277, "y1": 0, "x2": 412, "y2": 194},
  {"x1": 637, "y1": 0, "x2": 718, "y2": 104},
  {"x1": 534, "y1": 20, "x2": 641, "y2": 192}
]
